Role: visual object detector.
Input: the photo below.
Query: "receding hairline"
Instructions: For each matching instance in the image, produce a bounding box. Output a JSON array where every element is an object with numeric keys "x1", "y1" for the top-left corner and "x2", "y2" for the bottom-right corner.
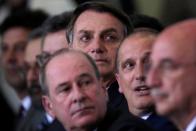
[{"x1": 115, "y1": 30, "x2": 157, "y2": 73}]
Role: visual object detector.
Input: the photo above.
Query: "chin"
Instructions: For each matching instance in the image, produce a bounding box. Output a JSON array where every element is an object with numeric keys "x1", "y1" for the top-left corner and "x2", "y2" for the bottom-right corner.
[
  {"x1": 156, "y1": 104, "x2": 172, "y2": 117},
  {"x1": 76, "y1": 116, "x2": 98, "y2": 128}
]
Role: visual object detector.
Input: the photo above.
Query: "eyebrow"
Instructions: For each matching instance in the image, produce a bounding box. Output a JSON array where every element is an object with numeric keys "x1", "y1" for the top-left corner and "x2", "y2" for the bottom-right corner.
[
  {"x1": 55, "y1": 81, "x2": 69, "y2": 94},
  {"x1": 76, "y1": 73, "x2": 93, "y2": 81},
  {"x1": 78, "y1": 30, "x2": 94, "y2": 34},
  {"x1": 101, "y1": 28, "x2": 119, "y2": 34},
  {"x1": 78, "y1": 28, "x2": 118, "y2": 35},
  {"x1": 121, "y1": 58, "x2": 134, "y2": 68}
]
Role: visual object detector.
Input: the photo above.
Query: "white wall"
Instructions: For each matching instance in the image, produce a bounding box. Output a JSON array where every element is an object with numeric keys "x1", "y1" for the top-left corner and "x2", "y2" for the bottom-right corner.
[{"x1": 30, "y1": 0, "x2": 76, "y2": 15}]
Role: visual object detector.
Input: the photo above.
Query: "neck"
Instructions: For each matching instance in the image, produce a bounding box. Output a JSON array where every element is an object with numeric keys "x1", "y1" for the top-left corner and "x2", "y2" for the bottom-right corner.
[
  {"x1": 129, "y1": 106, "x2": 153, "y2": 117},
  {"x1": 102, "y1": 74, "x2": 115, "y2": 88}
]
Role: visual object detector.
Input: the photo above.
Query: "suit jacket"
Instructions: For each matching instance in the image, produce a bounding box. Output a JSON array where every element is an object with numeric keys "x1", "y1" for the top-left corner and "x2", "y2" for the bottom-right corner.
[
  {"x1": 193, "y1": 126, "x2": 196, "y2": 131},
  {"x1": 107, "y1": 80, "x2": 128, "y2": 111},
  {"x1": 45, "y1": 80, "x2": 129, "y2": 131},
  {"x1": 46, "y1": 119, "x2": 65, "y2": 131},
  {"x1": 146, "y1": 112, "x2": 179, "y2": 131},
  {"x1": 97, "y1": 108, "x2": 154, "y2": 131},
  {"x1": 0, "y1": 90, "x2": 16, "y2": 131},
  {"x1": 15, "y1": 100, "x2": 47, "y2": 131}
]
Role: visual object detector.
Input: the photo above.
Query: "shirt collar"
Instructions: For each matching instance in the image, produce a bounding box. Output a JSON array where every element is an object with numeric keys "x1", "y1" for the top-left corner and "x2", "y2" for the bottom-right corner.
[
  {"x1": 186, "y1": 116, "x2": 196, "y2": 131},
  {"x1": 141, "y1": 112, "x2": 153, "y2": 120},
  {"x1": 21, "y1": 95, "x2": 31, "y2": 111}
]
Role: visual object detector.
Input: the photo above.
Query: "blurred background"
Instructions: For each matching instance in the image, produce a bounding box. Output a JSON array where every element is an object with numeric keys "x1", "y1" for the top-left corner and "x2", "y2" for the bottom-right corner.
[{"x1": 1, "y1": 0, "x2": 196, "y2": 26}]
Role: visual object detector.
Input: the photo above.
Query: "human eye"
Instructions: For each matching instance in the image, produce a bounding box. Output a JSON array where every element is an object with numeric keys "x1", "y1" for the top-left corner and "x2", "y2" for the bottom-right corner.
[
  {"x1": 79, "y1": 32, "x2": 92, "y2": 44},
  {"x1": 160, "y1": 59, "x2": 178, "y2": 72},
  {"x1": 56, "y1": 84, "x2": 71, "y2": 94},
  {"x1": 122, "y1": 60, "x2": 135, "y2": 71},
  {"x1": 103, "y1": 33, "x2": 120, "y2": 43},
  {"x1": 104, "y1": 34, "x2": 119, "y2": 42},
  {"x1": 78, "y1": 75, "x2": 93, "y2": 88}
]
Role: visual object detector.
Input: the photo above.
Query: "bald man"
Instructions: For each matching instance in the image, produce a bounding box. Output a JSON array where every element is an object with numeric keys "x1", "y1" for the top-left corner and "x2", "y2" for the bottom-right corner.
[{"x1": 147, "y1": 19, "x2": 196, "y2": 131}]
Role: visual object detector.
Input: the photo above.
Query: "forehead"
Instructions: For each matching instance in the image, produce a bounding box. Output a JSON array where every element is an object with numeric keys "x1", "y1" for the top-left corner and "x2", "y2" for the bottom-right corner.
[
  {"x1": 25, "y1": 38, "x2": 42, "y2": 63},
  {"x1": 119, "y1": 34, "x2": 155, "y2": 59},
  {"x1": 3, "y1": 27, "x2": 30, "y2": 44},
  {"x1": 46, "y1": 52, "x2": 95, "y2": 80},
  {"x1": 43, "y1": 30, "x2": 68, "y2": 53},
  {"x1": 74, "y1": 10, "x2": 124, "y2": 32},
  {"x1": 152, "y1": 37, "x2": 195, "y2": 63}
]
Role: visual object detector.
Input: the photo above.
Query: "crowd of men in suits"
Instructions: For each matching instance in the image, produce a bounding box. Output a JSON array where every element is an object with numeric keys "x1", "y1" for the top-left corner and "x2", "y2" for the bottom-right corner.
[{"x1": 0, "y1": 1, "x2": 195, "y2": 131}]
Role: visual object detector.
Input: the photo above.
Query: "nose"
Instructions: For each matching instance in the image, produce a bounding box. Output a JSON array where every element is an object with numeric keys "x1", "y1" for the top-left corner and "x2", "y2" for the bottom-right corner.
[
  {"x1": 147, "y1": 67, "x2": 161, "y2": 90},
  {"x1": 135, "y1": 63, "x2": 146, "y2": 81},
  {"x1": 89, "y1": 38, "x2": 106, "y2": 54},
  {"x1": 71, "y1": 84, "x2": 86, "y2": 104},
  {"x1": 27, "y1": 67, "x2": 39, "y2": 86}
]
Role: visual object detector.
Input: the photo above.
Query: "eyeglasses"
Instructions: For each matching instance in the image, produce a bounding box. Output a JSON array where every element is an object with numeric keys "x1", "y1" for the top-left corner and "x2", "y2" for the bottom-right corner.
[
  {"x1": 36, "y1": 51, "x2": 52, "y2": 69},
  {"x1": 149, "y1": 59, "x2": 196, "y2": 76}
]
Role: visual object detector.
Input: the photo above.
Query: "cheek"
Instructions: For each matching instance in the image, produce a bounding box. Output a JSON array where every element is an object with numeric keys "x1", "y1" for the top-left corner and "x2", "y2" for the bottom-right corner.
[{"x1": 119, "y1": 73, "x2": 134, "y2": 93}]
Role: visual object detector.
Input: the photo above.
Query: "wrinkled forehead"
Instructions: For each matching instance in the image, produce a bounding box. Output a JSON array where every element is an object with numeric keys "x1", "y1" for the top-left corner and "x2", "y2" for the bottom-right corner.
[
  {"x1": 74, "y1": 10, "x2": 124, "y2": 31},
  {"x1": 46, "y1": 52, "x2": 94, "y2": 74}
]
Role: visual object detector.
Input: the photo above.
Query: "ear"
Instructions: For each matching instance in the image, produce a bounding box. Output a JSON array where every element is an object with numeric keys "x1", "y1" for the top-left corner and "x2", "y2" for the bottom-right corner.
[
  {"x1": 115, "y1": 73, "x2": 123, "y2": 94},
  {"x1": 42, "y1": 95, "x2": 55, "y2": 118}
]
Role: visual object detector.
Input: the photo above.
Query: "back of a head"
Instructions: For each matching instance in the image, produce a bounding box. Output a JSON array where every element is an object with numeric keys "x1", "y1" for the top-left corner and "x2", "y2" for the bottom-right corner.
[
  {"x1": 129, "y1": 14, "x2": 164, "y2": 33},
  {"x1": 0, "y1": 9, "x2": 49, "y2": 35},
  {"x1": 42, "y1": 11, "x2": 72, "y2": 34},
  {"x1": 41, "y1": 11, "x2": 72, "y2": 51},
  {"x1": 66, "y1": 1, "x2": 133, "y2": 44},
  {"x1": 157, "y1": 19, "x2": 196, "y2": 46}
]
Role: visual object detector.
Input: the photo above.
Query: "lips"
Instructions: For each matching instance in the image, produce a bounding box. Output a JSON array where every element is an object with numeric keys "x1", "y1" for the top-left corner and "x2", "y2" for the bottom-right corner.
[
  {"x1": 134, "y1": 85, "x2": 151, "y2": 96},
  {"x1": 71, "y1": 106, "x2": 94, "y2": 118},
  {"x1": 94, "y1": 59, "x2": 108, "y2": 63},
  {"x1": 151, "y1": 88, "x2": 168, "y2": 100}
]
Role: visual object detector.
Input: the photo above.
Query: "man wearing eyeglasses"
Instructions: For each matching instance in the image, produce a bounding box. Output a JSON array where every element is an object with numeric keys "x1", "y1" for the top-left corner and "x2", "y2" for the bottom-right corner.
[{"x1": 147, "y1": 19, "x2": 196, "y2": 131}]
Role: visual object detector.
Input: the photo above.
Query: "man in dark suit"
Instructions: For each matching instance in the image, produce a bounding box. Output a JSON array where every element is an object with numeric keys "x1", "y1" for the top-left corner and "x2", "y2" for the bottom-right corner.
[
  {"x1": 67, "y1": 2, "x2": 132, "y2": 111},
  {"x1": 15, "y1": 27, "x2": 50, "y2": 131},
  {"x1": 39, "y1": 11, "x2": 73, "y2": 131},
  {"x1": 0, "y1": 88, "x2": 16, "y2": 131},
  {"x1": 115, "y1": 28, "x2": 178, "y2": 131},
  {"x1": 39, "y1": 48, "x2": 153, "y2": 131},
  {"x1": 147, "y1": 19, "x2": 196, "y2": 131}
]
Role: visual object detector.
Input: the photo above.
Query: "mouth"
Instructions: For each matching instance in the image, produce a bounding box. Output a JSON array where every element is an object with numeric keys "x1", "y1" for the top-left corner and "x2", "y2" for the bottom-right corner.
[
  {"x1": 71, "y1": 106, "x2": 94, "y2": 118},
  {"x1": 94, "y1": 59, "x2": 109, "y2": 65},
  {"x1": 151, "y1": 88, "x2": 168, "y2": 99},
  {"x1": 134, "y1": 85, "x2": 151, "y2": 96},
  {"x1": 95, "y1": 59, "x2": 108, "y2": 63}
]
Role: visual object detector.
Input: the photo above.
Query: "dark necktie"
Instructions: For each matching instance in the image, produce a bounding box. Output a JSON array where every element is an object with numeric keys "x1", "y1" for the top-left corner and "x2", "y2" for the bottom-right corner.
[{"x1": 18, "y1": 105, "x2": 25, "y2": 118}]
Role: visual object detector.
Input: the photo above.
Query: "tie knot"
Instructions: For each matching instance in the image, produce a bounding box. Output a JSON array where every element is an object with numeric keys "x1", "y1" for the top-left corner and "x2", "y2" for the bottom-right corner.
[{"x1": 18, "y1": 105, "x2": 25, "y2": 118}]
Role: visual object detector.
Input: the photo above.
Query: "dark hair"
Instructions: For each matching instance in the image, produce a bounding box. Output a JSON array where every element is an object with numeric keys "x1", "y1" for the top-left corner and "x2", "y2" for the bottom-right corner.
[
  {"x1": 41, "y1": 11, "x2": 72, "y2": 51},
  {"x1": 66, "y1": 1, "x2": 133, "y2": 44},
  {"x1": 38, "y1": 48, "x2": 100, "y2": 95},
  {"x1": 129, "y1": 14, "x2": 164, "y2": 33},
  {"x1": 0, "y1": 9, "x2": 49, "y2": 35},
  {"x1": 28, "y1": 27, "x2": 44, "y2": 41}
]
